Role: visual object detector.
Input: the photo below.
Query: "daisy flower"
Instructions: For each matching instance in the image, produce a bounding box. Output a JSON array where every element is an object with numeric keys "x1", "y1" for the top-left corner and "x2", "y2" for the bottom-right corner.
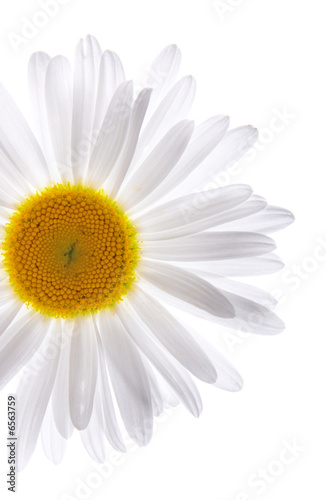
[{"x1": 0, "y1": 35, "x2": 293, "y2": 470}]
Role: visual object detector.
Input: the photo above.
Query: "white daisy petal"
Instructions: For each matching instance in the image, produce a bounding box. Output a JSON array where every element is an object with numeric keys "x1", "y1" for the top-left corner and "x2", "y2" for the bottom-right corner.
[
  {"x1": 218, "y1": 291, "x2": 285, "y2": 335},
  {"x1": 0, "y1": 269, "x2": 8, "y2": 282},
  {"x1": 0, "y1": 83, "x2": 51, "y2": 188},
  {"x1": 142, "y1": 231, "x2": 276, "y2": 261},
  {"x1": 187, "y1": 328, "x2": 243, "y2": 392},
  {"x1": 71, "y1": 35, "x2": 102, "y2": 182},
  {"x1": 28, "y1": 51, "x2": 56, "y2": 173},
  {"x1": 80, "y1": 383, "x2": 107, "y2": 463},
  {"x1": 141, "y1": 357, "x2": 165, "y2": 416},
  {"x1": 0, "y1": 187, "x2": 19, "y2": 209},
  {"x1": 219, "y1": 205, "x2": 295, "y2": 233},
  {"x1": 94, "y1": 320, "x2": 126, "y2": 452},
  {"x1": 141, "y1": 356, "x2": 180, "y2": 410},
  {"x1": 129, "y1": 287, "x2": 217, "y2": 383},
  {"x1": 0, "y1": 299, "x2": 22, "y2": 336},
  {"x1": 17, "y1": 323, "x2": 60, "y2": 470},
  {"x1": 140, "y1": 274, "x2": 283, "y2": 335},
  {"x1": 140, "y1": 261, "x2": 235, "y2": 319},
  {"x1": 157, "y1": 373, "x2": 180, "y2": 409},
  {"x1": 204, "y1": 124, "x2": 259, "y2": 172},
  {"x1": 92, "y1": 50, "x2": 125, "y2": 140},
  {"x1": 137, "y1": 194, "x2": 264, "y2": 243},
  {"x1": 118, "y1": 301, "x2": 203, "y2": 417},
  {"x1": 184, "y1": 253, "x2": 284, "y2": 276},
  {"x1": 0, "y1": 149, "x2": 33, "y2": 198},
  {"x1": 132, "y1": 76, "x2": 196, "y2": 167},
  {"x1": 99, "y1": 311, "x2": 153, "y2": 447},
  {"x1": 132, "y1": 115, "x2": 230, "y2": 212},
  {"x1": 41, "y1": 403, "x2": 67, "y2": 465},
  {"x1": 118, "y1": 119, "x2": 194, "y2": 210},
  {"x1": 52, "y1": 323, "x2": 74, "y2": 439},
  {"x1": 69, "y1": 317, "x2": 97, "y2": 430},
  {"x1": 172, "y1": 125, "x2": 258, "y2": 196},
  {"x1": 0, "y1": 278, "x2": 17, "y2": 308},
  {"x1": 87, "y1": 81, "x2": 133, "y2": 187},
  {"x1": 0, "y1": 312, "x2": 50, "y2": 389},
  {"x1": 190, "y1": 274, "x2": 277, "y2": 308},
  {"x1": 205, "y1": 194, "x2": 267, "y2": 231},
  {"x1": 135, "y1": 184, "x2": 252, "y2": 238},
  {"x1": 139, "y1": 191, "x2": 267, "y2": 242},
  {"x1": 107, "y1": 88, "x2": 152, "y2": 197},
  {"x1": 206, "y1": 354, "x2": 243, "y2": 391},
  {"x1": 143, "y1": 44, "x2": 181, "y2": 109},
  {"x1": 180, "y1": 269, "x2": 280, "y2": 328},
  {"x1": 45, "y1": 56, "x2": 73, "y2": 183}
]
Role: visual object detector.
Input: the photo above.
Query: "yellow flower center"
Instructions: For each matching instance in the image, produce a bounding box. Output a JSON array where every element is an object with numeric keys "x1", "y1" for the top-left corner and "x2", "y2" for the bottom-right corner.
[{"x1": 1, "y1": 184, "x2": 139, "y2": 318}]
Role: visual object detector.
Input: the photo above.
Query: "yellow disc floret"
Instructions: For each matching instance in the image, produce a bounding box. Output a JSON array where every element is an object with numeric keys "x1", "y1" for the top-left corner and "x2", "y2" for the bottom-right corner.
[{"x1": 1, "y1": 184, "x2": 140, "y2": 318}]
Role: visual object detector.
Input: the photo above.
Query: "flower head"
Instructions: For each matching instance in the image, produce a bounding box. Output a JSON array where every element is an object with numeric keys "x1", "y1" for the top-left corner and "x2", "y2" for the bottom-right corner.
[{"x1": 0, "y1": 36, "x2": 293, "y2": 470}]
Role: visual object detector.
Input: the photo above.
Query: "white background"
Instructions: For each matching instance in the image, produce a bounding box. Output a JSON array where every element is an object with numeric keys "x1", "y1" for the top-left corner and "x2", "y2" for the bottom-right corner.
[{"x1": 0, "y1": 0, "x2": 325, "y2": 499}]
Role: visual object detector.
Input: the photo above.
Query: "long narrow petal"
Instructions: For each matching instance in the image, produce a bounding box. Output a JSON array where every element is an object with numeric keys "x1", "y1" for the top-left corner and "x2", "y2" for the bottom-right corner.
[
  {"x1": 178, "y1": 269, "x2": 280, "y2": 329},
  {"x1": 17, "y1": 323, "x2": 60, "y2": 470},
  {"x1": 41, "y1": 404, "x2": 67, "y2": 465},
  {"x1": 219, "y1": 205, "x2": 295, "y2": 233},
  {"x1": 200, "y1": 194, "x2": 267, "y2": 231},
  {"x1": 189, "y1": 273, "x2": 277, "y2": 308},
  {"x1": 0, "y1": 149, "x2": 33, "y2": 198},
  {"x1": 107, "y1": 88, "x2": 152, "y2": 197},
  {"x1": 141, "y1": 357, "x2": 165, "y2": 416},
  {"x1": 80, "y1": 383, "x2": 107, "y2": 463},
  {"x1": 92, "y1": 50, "x2": 125, "y2": 141},
  {"x1": 142, "y1": 232, "x2": 276, "y2": 261},
  {"x1": 87, "y1": 81, "x2": 133, "y2": 186},
  {"x1": 139, "y1": 192, "x2": 266, "y2": 241},
  {"x1": 0, "y1": 278, "x2": 17, "y2": 308},
  {"x1": 139, "y1": 194, "x2": 264, "y2": 241},
  {"x1": 139, "y1": 276, "x2": 283, "y2": 335},
  {"x1": 118, "y1": 120, "x2": 194, "y2": 210},
  {"x1": 183, "y1": 253, "x2": 284, "y2": 277},
  {"x1": 217, "y1": 290, "x2": 285, "y2": 335},
  {"x1": 129, "y1": 287, "x2": 217, "y2": 383},
  {"x1": 28, "y1": 51, "x2": 57, "y2": 178},
  {"x1": 143, "y1": 44, "x2": 181, "y2": 113},
  {"x1": 45, "y1": 56, "x2": 73, "y2": 183},
  {"x1": 142, "y1": 357, "x2": 179, "y2": 411},
  {"x1": 186, "y1": 328, "x2": 243, "y2": 392},
  {"x1": 69, "y1": 316, "x2": 97, "y2": 430},
  {"x1": 0, "y1": 311, "x2": 50, "y2": 389},
  {"x1": 52, "y1": 322, "x2": 74, "y2": 438},
  {"x1": 140, "y1": 261, "x2": 235, "y2": 319},
  {"x1": 0, "y1": 186, "x2": 19, "y2": 209},
  {"x1": 0, "y1": 299, "x2": 22, "y2": 336},
  {"x1": 94, "y1": 319, "x2": 126, "y2": 452},
  {"x1": 71, "y1": 35, "x2": 102, "y2": 182},
  {"x1": 135, "y1": 184, "x2": 252, "y2": 238},
  {"x1": 132, "y1": 115, "x2": 230, "y2": 212},
  {"x1": 172, "y1": 125, "x2": 258, "y2": 196},
  {"x1": 118, "y1": 301, "x2": 203, "y2": 417},
  {"x1": 98, "y1": 311, "x2": 153, "y2": 446},
  {"x1": 0, "y1": 83, "x2": 51, "y2": 188},
  {"x1": 132, "y1": 76, "x2": 196, "y2": 165},
  {"x1": 138, "y1": 193, "x2": 267, "y2": 241}
]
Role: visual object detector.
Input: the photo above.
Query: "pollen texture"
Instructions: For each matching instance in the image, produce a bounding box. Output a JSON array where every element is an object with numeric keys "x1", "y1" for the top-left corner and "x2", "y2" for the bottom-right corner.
[{"x1": 1, "y1": 184, "x2": 140, "y2": 318}]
